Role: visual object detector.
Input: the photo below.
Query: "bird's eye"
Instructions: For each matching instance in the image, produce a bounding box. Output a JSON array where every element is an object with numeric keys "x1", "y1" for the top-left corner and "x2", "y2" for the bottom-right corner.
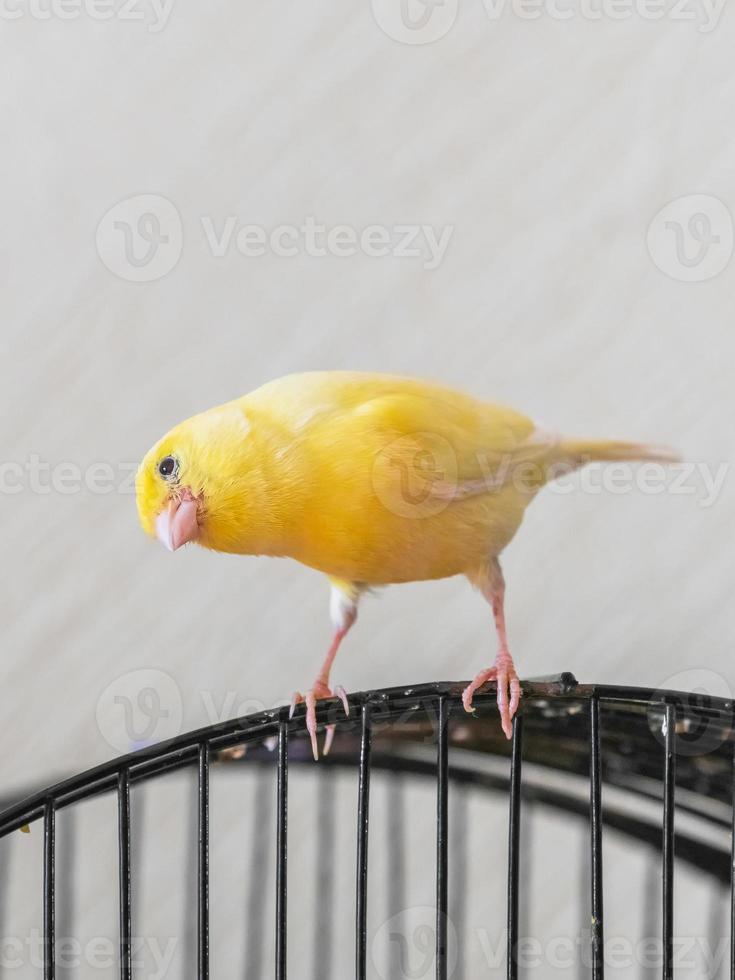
[{"x1": 158, "y1": 455, "x2": 179, "y2": 480}]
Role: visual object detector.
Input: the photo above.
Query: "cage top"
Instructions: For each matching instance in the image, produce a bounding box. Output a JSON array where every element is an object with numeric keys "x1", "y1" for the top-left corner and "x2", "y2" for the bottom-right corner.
[{"x1": 1, "y1": 674, "x2": 732, "y2": 840}]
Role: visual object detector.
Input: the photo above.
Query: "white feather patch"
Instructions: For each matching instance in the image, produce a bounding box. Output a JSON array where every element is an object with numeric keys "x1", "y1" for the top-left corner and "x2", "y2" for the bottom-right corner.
[{"x1": 330, "y1": 585, "x2": 358, "y2": 633}]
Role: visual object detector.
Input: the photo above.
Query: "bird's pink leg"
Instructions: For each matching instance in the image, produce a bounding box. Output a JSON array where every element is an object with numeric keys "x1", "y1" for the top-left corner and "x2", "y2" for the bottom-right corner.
[
  {"x1": 290, "y1": 608, "x2": 355, "y2": 760},
  {"x1": 462, "y1": 564, "x2": 521, "y2": 740}
]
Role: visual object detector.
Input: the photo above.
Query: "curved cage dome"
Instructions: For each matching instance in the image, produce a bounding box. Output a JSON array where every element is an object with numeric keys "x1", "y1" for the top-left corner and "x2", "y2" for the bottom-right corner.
[{"x1": 0, "y1": 676, "x2": 732, "y2": 979}]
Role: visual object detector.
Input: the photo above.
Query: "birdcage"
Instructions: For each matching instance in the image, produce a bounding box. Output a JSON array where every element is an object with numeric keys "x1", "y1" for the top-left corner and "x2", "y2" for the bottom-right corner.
[{"x1": 0, "y1": 675, "x2": 732, "y2": 980}]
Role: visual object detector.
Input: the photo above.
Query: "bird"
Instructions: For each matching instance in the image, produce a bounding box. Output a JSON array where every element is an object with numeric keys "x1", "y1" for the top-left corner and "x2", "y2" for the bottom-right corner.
[{"x1": 135, "y1": 371, "x2": 677, "y2": 758}]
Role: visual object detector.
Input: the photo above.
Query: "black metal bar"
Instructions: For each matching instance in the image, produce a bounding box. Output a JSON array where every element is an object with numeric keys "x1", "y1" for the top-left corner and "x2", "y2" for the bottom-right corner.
[
  {"x1": 276, "y1": 721, "x2": 288, "y2": 980},
  {"x1": 43, "y1": 800, "x2": 55, "y2": 980},
  {"x1": 590, "y1": 697, "x2": 604, "y2": 979},
  {"x1": 436, "y1": 696, "x2": 449, "y2": 980},
  {"x1": 731, "y1": 741, "x2": 735, "y2": 980},
  {"x1": 662, "y1": 704, "x2": 676, "y2": 980},
  {"x1": 184, "y1": 772, "x2": 199, "y2": 971},
  {"x1": 55, "y1": 806, "x2": 75, "y2": 979},
  {"x1": 507, "y1": 715, "x2": 523, "y2": 980},
  {"x1": 118, "y1": 770, "x2": 132, "y2": 980},
  {"x1": 356, "y1": 703, "x2": 372, "y2": 980},
  {"x1": 198, "y1": 744, "x2": 210, "y2": 980}
]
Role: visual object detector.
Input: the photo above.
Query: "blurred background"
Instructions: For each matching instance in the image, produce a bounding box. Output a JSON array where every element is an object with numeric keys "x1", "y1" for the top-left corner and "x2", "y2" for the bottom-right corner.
[{"x1": 0, "y1": 0, "x2": 733, "y2": 976}]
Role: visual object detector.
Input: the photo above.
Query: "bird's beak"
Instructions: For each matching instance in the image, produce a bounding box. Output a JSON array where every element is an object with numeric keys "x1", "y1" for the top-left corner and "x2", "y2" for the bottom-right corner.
[{"x1": 155, "y1": 491, "x2": 200, "y2": 552}]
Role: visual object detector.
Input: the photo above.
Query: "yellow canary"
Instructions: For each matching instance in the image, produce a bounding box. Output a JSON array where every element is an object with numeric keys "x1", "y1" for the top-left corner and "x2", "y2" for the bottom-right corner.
[{"x1": 136, "y1": 371, "x2": 677, "y2": 755}]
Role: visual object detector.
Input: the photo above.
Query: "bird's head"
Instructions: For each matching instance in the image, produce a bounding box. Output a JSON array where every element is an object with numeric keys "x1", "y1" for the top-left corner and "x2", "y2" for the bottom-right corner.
[
  {"x1": 136, "y1": 402, "x2": 256, "y2": 554},
  {"x1": 135, "y1": 428, "x2": 206, "y2": 552}
]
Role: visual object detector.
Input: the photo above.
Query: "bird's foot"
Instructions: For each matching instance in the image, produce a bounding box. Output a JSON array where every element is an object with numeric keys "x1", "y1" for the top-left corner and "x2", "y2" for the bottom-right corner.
[
  {"x1": 462, "y1": 667, "x2": 497, "y2": 714},
  {"x1": 462, "y1": 650, "x2": 521, "y2": 740},
  {"x1": 290, "y1": 681, "x2": 350, "y2": 760}
]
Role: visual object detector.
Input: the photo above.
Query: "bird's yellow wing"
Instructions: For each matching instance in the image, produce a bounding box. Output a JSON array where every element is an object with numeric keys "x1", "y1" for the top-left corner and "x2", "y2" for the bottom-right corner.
[
  {"x1": 249, "y1": 371, "x2": 533, "y2": 464},
  {"x1": 251, "y1": 376, "x2": 540, "y2": 522},
  {"x1": 279, "y1": 379, "x2": 535, "y2": 505},
  {"x1": 350, "y1": 389, "x2": 535, "y2": 481}
]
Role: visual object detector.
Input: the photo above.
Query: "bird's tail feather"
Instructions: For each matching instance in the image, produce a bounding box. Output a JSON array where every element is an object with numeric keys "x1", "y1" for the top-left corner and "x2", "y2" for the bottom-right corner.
[
  {"x1": 430, "y1": 435, "x2": 681, "y2": 503},
  {"x1": 557, "y1": 439, "x2": 681, "y2": 468}
]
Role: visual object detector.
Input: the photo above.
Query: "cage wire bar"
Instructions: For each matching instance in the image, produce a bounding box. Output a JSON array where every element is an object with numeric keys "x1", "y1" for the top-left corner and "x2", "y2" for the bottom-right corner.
[
  {"x1": 117, "y1": 768, "x2": 131, "y2": 980},
  {"x1": 507, "y1": 714, "x2": 523, "y2": 980},
  {"x1": 198, "y1": 742, "x2": 210, "y2": 980},
  {"x1": 43, "y1": 799, "x2": 54, "y2": 980},
  {"x1": 1, "y1": 678, "x2": 733, "y2": 980},
  {"x1": 663, "y1": 702, "x2": 676, "y2": 980},
  {"x1": 276, "y1": 719, "x2": 289, "y2": 980},
  {"x1": 436, "y1": 696, "x2": 450, "y2": 980},
  {"x1": 731, "y1": 745, "x2": 735, "y2": 980},
  {"x1": 589, "y1": 697, "x2": 604, "y2": 979},
  {"x1": 356, "y1": 702, "x2": 373, "y2": 980}
]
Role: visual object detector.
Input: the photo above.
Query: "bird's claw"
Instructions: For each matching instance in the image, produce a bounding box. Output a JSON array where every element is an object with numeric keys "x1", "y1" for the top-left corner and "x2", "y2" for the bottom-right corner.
[
  {"x1": 323, "y1": 724, "x2": 336, "y2": 756},
  {"x1": 334, "y1": 684, "x2": 350, "y2": 717},
  {"x1": 288, "y1": 682, "x2": 350, "y2": 760},
  {"x1": 496, "y1": 660, "x2": 521, "y2": 740},
  {"x1": 462, "y1": 667, "x2": 497, "y2": 714},
  {"x1": 462, "y1": 656, "x2": 521, "y2": 740},
  {"x1": 289, "y1": 690, "x2": 302, "y2": 720}
]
